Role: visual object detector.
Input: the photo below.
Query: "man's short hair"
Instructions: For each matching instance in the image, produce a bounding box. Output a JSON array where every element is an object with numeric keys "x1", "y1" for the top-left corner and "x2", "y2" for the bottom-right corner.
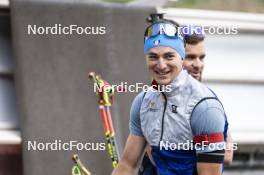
[{"x1": 185, "y1": 33, "x2": 205, "y2": 45}]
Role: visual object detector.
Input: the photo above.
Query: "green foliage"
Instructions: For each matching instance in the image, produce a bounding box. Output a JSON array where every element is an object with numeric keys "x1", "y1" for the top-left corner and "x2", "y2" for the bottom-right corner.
[
  {"x1": 174, "y1": 0, "x2": 210, "y2": 8},
  {"x1": 169, "y1": 0, "x2": 264, "y2": 13},
  {"x1": 104, "y1": 0, "x2": 134, "y2": 3}
]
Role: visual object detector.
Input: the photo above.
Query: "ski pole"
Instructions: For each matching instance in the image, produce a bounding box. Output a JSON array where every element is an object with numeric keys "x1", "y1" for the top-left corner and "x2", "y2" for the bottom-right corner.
[
  {"x1": 105, "y1": 105, "x2": 119, "y2": 167},
  {"x1": 99, "y1": 104, "x2": 118, "y2": 168},
  {"x1": 88, "y1": 72, "x2": 119, "y2": 168},
  {"x1": 72, "y1": 154, "x2": 91, "y2": 175}
]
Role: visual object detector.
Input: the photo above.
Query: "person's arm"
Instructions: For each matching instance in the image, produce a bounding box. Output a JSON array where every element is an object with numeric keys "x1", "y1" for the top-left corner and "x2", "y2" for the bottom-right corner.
[
  {"x1": 191, "y1": 98, "x2": 226, "y2": 175},
  {"x1": 197, "y1": 162, "x2": 222, "y2": 175},
  {"x1": 111, "y1": 135, "x2": 146, "y2": 175},
  {"x1": 224, "y1": 130, "x2": 233, "y2": 165},
  {"x1": 112, "y1": 92, "x2": 146, "y2": 174},
  {"x1": 146, "y1": 145, "x2": 156, "y2": 166}
]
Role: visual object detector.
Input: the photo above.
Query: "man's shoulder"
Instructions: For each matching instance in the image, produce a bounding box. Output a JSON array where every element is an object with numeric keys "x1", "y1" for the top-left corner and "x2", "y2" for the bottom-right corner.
[
  {"x1": 186, "y1": 74, "x2": 214, "y2": 98},
  {"x1": 131, "y1": 91, "x2": 146, "y2": 111},
  {"x1": 133, "y1": 91, "x2": 146, "y2": 102},
  {"x1": 191, "y1": 98, "x2": 225, "y2": 131}
]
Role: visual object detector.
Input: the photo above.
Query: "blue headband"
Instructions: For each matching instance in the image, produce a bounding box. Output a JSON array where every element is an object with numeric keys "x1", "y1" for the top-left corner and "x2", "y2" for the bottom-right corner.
[{"x1": 144, "y1": 34, "x2": 185, "y2": 59}]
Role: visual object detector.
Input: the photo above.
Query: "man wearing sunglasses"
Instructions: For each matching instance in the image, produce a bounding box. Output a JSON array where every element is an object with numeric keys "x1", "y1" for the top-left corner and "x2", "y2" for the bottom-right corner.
[
  {"x1": 138, "y1": 32, "x2": 233, "y2": 175},
  {"x1": 112, "y1": 20, "x2": 227, "y2": 175}
]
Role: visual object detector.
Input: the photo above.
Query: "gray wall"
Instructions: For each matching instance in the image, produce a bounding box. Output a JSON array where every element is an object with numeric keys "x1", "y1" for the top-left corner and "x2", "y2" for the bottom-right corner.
[
  {"x1": 10, "y1": 0, "x2": 155, "y2": 174},
  {"x1": 0, "y1": 12, "x2": 18, "y2": 130}
]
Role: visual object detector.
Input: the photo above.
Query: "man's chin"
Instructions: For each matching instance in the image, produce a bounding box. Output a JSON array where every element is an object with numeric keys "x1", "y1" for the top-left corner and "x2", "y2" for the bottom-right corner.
[
  {"x1": 191, "y1": 73, "x2": 201, "y2": 81},
  {"x1": 154, "y1": 78, "x2": 171, "y2": 85}
]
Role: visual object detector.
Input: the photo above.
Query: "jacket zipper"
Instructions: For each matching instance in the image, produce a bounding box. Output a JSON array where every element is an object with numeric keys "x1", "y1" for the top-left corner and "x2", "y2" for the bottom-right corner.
[{"x1": 159, "y1": 92, "x2": 167, "y2": 142}]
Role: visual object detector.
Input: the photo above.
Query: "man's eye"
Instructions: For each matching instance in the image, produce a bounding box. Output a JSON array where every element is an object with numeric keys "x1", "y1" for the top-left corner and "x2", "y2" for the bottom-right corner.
[
  {"x1": 200, "y1": 55, "x2": 205, "y2": 61},
  {"x1": 148, "y1": 55, "x2": 158, "y2": 60},
  {"x1": 185, "y1": 56, "x2": 195, "y2": 60},
  {"x1": 164, "y1": 55, "x2": 174, "y2": 60}
]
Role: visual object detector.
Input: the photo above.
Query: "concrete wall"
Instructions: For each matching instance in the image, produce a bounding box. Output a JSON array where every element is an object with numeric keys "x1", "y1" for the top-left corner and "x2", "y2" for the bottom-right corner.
[{"x1": 10, "y1": 0, "x2": 155, "y2": 174}]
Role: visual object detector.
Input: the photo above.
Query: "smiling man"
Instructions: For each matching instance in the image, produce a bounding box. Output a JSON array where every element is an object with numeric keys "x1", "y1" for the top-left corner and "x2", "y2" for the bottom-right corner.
[
  {"x1": 139, "y1": 32, "x2": 233, "y2": 175},
  {"x1": 112, "y1": 19, "x2": 228, "y2": 175},
  {"x1": 146, "y1": 46, "x2": 183, "y2": 85},
  {"x1": 183, "y1": 35, "x2": 205, "y2": 81}
]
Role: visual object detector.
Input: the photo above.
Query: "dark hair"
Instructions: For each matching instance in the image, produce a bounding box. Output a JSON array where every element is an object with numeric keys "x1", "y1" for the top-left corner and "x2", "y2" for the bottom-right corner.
[
  {"x1": 185, "y1": 33, "x2": 204, "y2": 45},
  {"x1": 146, "y1": 13, "x2": 165, "y2": 23}
]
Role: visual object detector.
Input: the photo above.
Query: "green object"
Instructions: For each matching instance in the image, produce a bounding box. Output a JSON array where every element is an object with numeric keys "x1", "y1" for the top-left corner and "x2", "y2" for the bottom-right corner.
[
  {"x1": 103, "y1": 0, "x2": 134, "y2": 4},
  {"x1": 88, "y1": 72, "x2": 119, "y2": 167},
  {"x1": 89, "y1": 72, "x2": 114, "y2": 106},
  {"x1": 72, "y1": 154, "x2": 91, "y2": 175},
  {"x1": 170, "y1": 0, "x2": 264, "y2": 13},
  {"x1": 72, "y1": 165, "x2": 82, "y2": 175}
]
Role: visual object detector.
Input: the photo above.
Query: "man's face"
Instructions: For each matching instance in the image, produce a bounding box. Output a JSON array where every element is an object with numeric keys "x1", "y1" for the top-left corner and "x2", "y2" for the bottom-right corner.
[
  {"x1": 183, "y1": 42, "x2": 205, "y2": 81},
  {"x1": 146, "y1": 46, "x2": 182, "y2": 85}
]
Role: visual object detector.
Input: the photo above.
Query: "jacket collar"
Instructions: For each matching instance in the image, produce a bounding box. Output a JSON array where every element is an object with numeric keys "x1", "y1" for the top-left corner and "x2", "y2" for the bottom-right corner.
[{"x1": 151, "y1": 69, "x2": 188, "y2": 97}]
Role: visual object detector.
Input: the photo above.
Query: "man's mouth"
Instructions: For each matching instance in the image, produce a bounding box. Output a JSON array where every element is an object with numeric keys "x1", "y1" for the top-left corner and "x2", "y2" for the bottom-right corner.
[
  {"x1": 190, "y1": 71, "x2": 200, "y2": 78},
  {"x1": 155, "y1": 70, "x2": 171, "y2": 76}
]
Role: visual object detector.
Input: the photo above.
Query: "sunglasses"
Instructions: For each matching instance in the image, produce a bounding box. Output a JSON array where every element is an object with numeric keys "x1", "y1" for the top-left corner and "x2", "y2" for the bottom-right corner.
[{"x1": 144, "y1": 22, "x2": 184, "y2": 42}]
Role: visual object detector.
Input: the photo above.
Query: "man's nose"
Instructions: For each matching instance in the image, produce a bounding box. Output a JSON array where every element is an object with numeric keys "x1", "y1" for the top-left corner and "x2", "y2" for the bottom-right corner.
[
  {"x1": 157, "y1": 58, "x2": 167, "y2": 70},
  {"x1": 192, "y1": 58, "x2": 203, "y2": 69}
]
